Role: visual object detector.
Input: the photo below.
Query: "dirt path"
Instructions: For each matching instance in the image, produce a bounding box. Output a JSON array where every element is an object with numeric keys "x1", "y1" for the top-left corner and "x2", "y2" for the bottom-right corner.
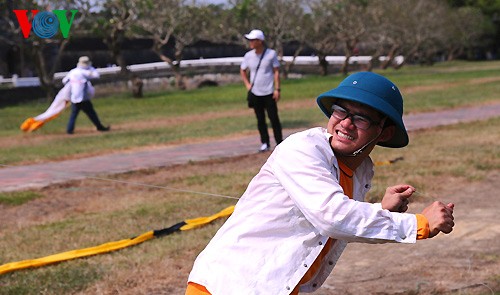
[{"x1": 319, "y1": 171, "x2": 500, "y2": 295}]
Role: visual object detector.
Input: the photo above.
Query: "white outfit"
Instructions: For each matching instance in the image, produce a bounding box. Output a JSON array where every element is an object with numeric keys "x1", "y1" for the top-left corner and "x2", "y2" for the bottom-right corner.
[
  {"x1": 62, "y1": 65, "x2": 99, "y2": 103},
  {"x1": 188, "y1": 127, "x2": 417, "y2": 295},
  {"x1": 33, "y1": 83, "x2": 71, "y2": 121},
  {"x1": 240, "y1": 48, "x2": 280, "y2": 96}
]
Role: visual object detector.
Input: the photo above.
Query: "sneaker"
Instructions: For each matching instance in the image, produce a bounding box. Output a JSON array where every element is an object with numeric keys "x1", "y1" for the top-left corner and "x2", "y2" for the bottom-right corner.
[
  {"x1": 97, "y1": 126, "x2": 110, "y2": 132},
  {"x1": 259, "y1": 143, "x2": 270, "y2": 152}
]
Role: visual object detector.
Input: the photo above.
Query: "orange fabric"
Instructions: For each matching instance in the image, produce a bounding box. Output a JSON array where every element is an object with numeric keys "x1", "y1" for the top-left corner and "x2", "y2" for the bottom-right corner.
[
  {"x1": 27, "y1": 120, "x2": 45, "y2": 132},
  {"x1": 185, "y1": 282, "x2": 212, "y2": 295},
  {"x1": 415, "y1": 213, "x2": 430, "y2": 240},
  {"x1": 20, "y1": 118, "x2": 35, "y2": 131},
  {"x1": 337, "y1": 161, "x2": 354, "y2": 199},
  {"x1": 291, "y1": 161, "x2": 354, "y2": 294}
]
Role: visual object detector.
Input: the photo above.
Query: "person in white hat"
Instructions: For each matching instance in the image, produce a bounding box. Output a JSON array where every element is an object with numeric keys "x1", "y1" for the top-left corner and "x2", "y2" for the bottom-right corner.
[
  {"x1": 63, "y1": 56, "x2": 109, "y2": 134},
  {"x1": 185, "y1": 72, "x2": 455, "y2": 295},
  {"x1": 240, "y1": 29, "x2": 283, "y2": 152}
]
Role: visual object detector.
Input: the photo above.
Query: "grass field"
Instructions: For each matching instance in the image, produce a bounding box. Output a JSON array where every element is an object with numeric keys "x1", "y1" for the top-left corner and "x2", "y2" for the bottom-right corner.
[
  {"x1": 1, "y1": 60, "x2": 500, "y2": 166},
  {"x1": 0, "y1": 61, "x2": 499, "y2": 294}
]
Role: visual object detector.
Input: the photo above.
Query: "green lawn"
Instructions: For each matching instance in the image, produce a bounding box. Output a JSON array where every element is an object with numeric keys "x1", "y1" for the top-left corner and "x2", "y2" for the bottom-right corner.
[{"x1": 1, "y1": 60, "x2": 500, "y2": 166}]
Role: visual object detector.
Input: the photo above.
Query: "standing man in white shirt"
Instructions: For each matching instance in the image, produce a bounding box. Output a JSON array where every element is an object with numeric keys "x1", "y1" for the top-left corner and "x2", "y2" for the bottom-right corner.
[
  {"x1": 185, "y1": 72, "x2": 455, "y2": 295},
  {"x1": 240, "y1": 29, "x2": 283, "y2": 152},
  {"x1": 64, "y1": 56, "x2": 110, "y2": 134}
]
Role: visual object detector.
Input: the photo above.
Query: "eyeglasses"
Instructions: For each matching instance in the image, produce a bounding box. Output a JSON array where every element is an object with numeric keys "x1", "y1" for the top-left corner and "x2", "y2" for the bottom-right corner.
[{"x1": 330, "y1": 104, "x2": 381, "y2": 130}]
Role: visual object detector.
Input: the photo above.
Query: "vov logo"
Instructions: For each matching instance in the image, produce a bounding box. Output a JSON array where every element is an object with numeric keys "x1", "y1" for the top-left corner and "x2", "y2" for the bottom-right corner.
[{"x1": 13, "y1": 10, "x2": 78, "y2": 39}]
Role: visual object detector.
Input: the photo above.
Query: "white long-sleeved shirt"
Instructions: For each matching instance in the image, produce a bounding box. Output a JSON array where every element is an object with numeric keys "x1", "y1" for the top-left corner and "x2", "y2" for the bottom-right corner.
[
  {"x1": 188, "y1": 127, "x2": 417, "y2": 294},
  {"x1": 62, "y1": 66, "x2": 99, "y2": 103}
]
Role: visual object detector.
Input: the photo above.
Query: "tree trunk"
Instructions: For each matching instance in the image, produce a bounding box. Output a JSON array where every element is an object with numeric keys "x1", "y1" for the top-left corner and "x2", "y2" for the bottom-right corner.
[
  {"x1": 32, "y1": 46, "x2": 55, "y2": 100},
  {"x1": 283, "y1": 44, "x2": 304, "y2": 79},
  {"x1": 380, "y1": 44, "x2": 400, "y2": 70},
  {"x1": 173, "y1": 64, "x2": 185, "y2": 90},
  {"x1": 341, "y1": 55, "x2": 351, "y2": 76},
  {"x1": 341, "y1": 40, "x2": 358, "y2": 76},
  {"x1": 447, "y1": 46, "x2": 463, "y2": 61},
  {"x1": 318, "y1": 54, "x2": 329, "y2": 76},
  {"x1": 367, "y1": 47, "x2": 384, "y2": 72},
  {"x1": 131, "y1": 75, "x2": 143, "y2": 98},
  {"x1": 104, "y1": 28, "x2": 144, "y2": 97},
  {"x1": 174, "y1": 45, "x2": 186, "y2": 90}
]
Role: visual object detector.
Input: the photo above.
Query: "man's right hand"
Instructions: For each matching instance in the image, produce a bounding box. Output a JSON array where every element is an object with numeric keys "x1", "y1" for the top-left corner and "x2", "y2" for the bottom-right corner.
[{"x1": 421, "y1": 201, "x2": 455, "y2": 238}]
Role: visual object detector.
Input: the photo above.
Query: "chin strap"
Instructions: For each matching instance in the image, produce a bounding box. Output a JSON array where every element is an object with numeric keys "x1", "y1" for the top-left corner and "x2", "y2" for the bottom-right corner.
[
  {"x1": 349, "y1": 135, "x2": 379, "y2": 157},
  {"x1": 328, "y1": 132, "x2": 381, "y2": 157}
]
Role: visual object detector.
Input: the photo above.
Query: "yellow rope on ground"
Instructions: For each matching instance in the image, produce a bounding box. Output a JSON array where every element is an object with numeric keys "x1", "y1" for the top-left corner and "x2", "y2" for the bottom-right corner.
[
  {"x1": 181, "y1": 205, "x2": 235, "y2": 230},
  {"x1": 0, "y1": 231, "x2": 154, "y2": 275},
  {"x1": 0, "y1": 206, "x2": 235, "y2": 276}
]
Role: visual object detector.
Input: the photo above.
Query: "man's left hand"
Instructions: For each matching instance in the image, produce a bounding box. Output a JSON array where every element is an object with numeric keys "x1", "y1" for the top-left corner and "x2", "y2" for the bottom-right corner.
[
  {"x1": 273, "y1": 90, "x2": 280, "y2": 101},
  {"x1": 381, "y1": 184, "x2": 415, "y2": 212}
]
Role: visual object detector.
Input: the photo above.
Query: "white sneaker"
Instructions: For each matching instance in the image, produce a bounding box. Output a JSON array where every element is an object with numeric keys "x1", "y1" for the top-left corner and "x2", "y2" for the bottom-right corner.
[{"x1": 259, "y1": 143, "x2": 270, "y2": 152}]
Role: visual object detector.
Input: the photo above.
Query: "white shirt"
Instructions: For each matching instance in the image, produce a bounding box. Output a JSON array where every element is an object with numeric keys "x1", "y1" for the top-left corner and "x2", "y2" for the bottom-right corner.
[
  {"x1": 241, "y1": 48, "x2": 280, "y2": 96},
  {"x1": 62, "y1": 65, "x2": 100, "y2": 103},
  {"x1": 188, "y1": 127, "x2": 417, "y2": 294}
]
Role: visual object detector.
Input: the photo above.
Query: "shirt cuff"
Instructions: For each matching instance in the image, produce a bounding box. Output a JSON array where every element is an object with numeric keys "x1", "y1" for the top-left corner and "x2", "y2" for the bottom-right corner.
[{"x1": 415, "y1": 214, "x2": 430, "y2": 240}]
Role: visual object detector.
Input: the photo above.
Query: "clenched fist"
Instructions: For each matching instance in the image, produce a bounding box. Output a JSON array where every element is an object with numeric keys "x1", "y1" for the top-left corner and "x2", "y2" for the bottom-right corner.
[
  {"x1": 381, "y1": 184, "x2": 415, "y2": 213},
  {"x1": 421, "y1": 201, "x2": 455, "y2": 238}
]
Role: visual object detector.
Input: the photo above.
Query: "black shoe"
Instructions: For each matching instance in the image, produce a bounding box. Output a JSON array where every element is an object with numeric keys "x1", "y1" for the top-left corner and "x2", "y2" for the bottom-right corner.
[{"x1": 97, "y1": 126, "x2": 110, "y2": 132}]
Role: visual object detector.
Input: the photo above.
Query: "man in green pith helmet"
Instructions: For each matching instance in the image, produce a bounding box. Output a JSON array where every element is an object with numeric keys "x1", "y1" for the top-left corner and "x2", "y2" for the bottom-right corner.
[{"x1": 186, "y1": 72, "x2": 455, "y2": 295}]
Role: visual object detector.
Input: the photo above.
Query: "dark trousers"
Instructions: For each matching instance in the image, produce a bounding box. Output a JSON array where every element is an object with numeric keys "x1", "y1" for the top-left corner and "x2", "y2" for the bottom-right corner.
[
  {"x1": 67, "y1": 100, "x2": 106, "y2": 133},
  {"x1": 253, "y1": 94, "x2": 283, "y2": 146}
]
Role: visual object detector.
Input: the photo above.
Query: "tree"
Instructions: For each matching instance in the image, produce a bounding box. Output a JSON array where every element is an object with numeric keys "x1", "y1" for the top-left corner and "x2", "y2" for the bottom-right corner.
[
  {"x1": 305, "y1": 0, "x2": 342, "y2": 75},
  {"x1": 87, "y1": 0, "x2": 147, "y2": 97},
  {"x1": 329, "y1": 0, "x2": 369, "y2": 75},
  {"x1": 258, "y1": 0, "x2": 306, "y2": 79},
  {"x1": 442, "y1": 6, "x2": 490, "y2": 60},
  {"x1": 364, "y1": 0, "x2": 450, "y2": 69},
  {"x1": 447, "y1": 0, "x2": 500, "y2": 58},
  {"x1": 226, "y1": 0, "x2": 261, "y2": 43},
  {"x1": 136, "y1": 0, "x2": 204, "y2": 90}
]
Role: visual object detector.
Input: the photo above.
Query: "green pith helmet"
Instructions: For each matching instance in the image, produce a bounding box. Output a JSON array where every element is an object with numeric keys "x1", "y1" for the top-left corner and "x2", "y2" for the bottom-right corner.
[{"x1": 317, "y1": 72, "x2": 408, "y2": 148}]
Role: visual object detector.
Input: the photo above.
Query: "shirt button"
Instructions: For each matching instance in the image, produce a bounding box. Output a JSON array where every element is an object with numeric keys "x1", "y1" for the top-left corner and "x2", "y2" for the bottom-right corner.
[
  {"x1": 313, "y1": 283, "x2": 318, "y2": 287},
  {"x1": 286, "y1": 286, "x2": 290, "y2": 290},
  {"x1": 400, "y1": 234, "x2": 407, "y2": 239},
  {"x1": 304, "y1": 263, "x2": 308, "y2": 267},
  {"x1": 318, "y1": 241, "x2": 323, "y2": 245},
  {"x1": 329, "y1": 261, "x2": 334, "y2": 265},
  {"x1": 365, "y1": 184, "x2": 370, "y2": 188}
]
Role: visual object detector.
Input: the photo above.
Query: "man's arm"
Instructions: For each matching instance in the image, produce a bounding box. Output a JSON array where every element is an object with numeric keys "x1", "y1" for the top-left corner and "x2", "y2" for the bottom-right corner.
[
  {"x1": 240, "y1": 68, "x2": 251, "y2": 91},
  {"x1": 381, "y1": 185, "x2": 455, "y2": 238},
  {"x1": 62, "y1": 74, "x2": 70, "y2": 84},
  {"x1": 91, "y1": 67, "x2": 100, "y2": 79},
  {"x1": 87, "y1": 67, "x2": 100, "y2": 79},
  {"x1": 273, "y1": 67, "x2": 280, "y2": 101}
]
